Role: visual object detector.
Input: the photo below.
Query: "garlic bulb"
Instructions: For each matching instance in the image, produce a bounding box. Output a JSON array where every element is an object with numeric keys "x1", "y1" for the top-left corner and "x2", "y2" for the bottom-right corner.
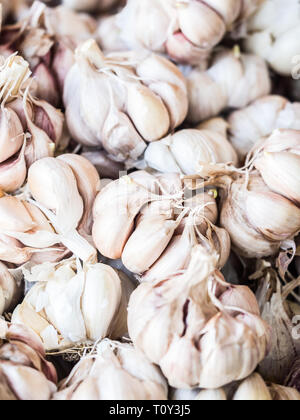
[
  {"x1": 12, "y1": 258, "x2": 123, "y2": 351},
  {"x1": 245, "y1": 0, "x2": 300, "y2": 76},
  {"x1": 28, "y1": 156, "x2": 99, "y2": 262},
  {"x1": 186, "y1": 48, "x2": 271, "y2": 124},
  {"x1": 256, "y1": 268, "x2": 300, "y2": 384},
  {"x1": 64, "y1": 40, "x2": 188, "y2": 162},
  {"x1": 0, "y1": 319, "x2": 57, "y2": 400},
  {"x1": 115, "y1": 0, "x2": 262, "y2": 65},
  {"x1": 54, "y1": 339, "x2": 168, "y2": 400},
  {"x1": 0, "y1": 1, "x2": 97, "y2": 104},
  {"x1": 128, "y1": 246, "x2": 270, "y2": 389},
  {"x1": 173, "y1": 373, "x2": 300, "y2": 400},
  {"x1": 0, "y1": 53, "x2": 64, "y2": 192},
  {"x1": 228, "y1": 95, "x2": 300, "y2": 159},
  {"x1": 253, "y1": 129, "x2": 300, "y2": 206},
  {"x1": 93, "y1": 171, "x2": 230, "y2": 278},
  {"x1": 0, "y1": 262, "x2": 23, "y2": 315},
  {"x1": 0, "y1": 193, "x2": 63, "y2": 265},
  {"x1": 144, "y1": 127, "x2": 238, "y2": 175}
]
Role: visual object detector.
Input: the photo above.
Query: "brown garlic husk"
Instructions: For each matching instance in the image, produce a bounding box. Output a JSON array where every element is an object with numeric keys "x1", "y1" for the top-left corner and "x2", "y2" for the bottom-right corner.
[
  {"x1": 143, "y1": 127, "x2": 238, "y2": 175},
  {"x1": 28, "y1": 156, "x2": 97, "y2": 262},
  {"x1": 0, "y1": 319, "x2": 57, "y2": 400},
  {"x1": 128, "y1": 245, "x2": 270, "y2": 389},
  {"x1": 255, "y1": 268, "x2": 300, "y2": 384},
  {"x1": 0, "y1": 52, "x2": 64, "y2": 192},
  {"x1": 285, "y1": 359, "x2": 300, "y2": 393}
]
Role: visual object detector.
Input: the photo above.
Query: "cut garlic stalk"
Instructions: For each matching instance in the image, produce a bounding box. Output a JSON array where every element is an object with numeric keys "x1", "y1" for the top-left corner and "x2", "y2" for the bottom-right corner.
[
  {"x1": 228, "y1": 95, "x2": 300, "y2": 159},
  {"x1": 186, "y1": 48, "x2": 271, "y2": 124},
  {"x1": 114, "y1": 0, "x2": 262, "y2": 65},
  {"x1": 144, "y1": 128, "x2": 238, "y2": 175}
]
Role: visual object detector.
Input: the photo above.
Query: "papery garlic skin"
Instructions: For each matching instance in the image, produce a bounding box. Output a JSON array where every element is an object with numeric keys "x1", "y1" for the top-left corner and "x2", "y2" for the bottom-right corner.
[
  {"x1": 0, "y1": 193, "x2": 61, "y2": 265},
  {"x1": 12, "y1": 259, "x2": 123, "y2": 351},
  {"x1": 64, "y1": 40, "x2": 188, "y2": 162},
  {"x1": 128, "y1": 246, "x2": 270, "y2": 389},
  {"x1": 186, "y1": 48, "x2": 271, "y2": 124},
  {"x1": 0, "y1": 319, "x2": 57, "y2": 400},
  {"x1": 144, "y1": 128, "x2": 238, "y2": 175},
  {"x1": 116, "y1": 0, "x2": 262, "y2": 65},
  {"x1": 54, "y1": 339, "x2": 168, "y2": 401},
  {"x1": 245, "y1": 0, "x2": 300, "y2": 76},
  {"x1": 233, "y1": 373, "x2": 272, "y2": 400},
  {"x1": 228, "y1": 95, "x2": 300, "y2": 159}
]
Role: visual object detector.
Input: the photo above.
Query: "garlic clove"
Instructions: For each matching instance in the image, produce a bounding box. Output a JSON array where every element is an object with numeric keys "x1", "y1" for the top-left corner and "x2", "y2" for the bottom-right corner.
[
  {"x1": 92, "y1": 175, "x2": 156, "y2": 259},
  {"x1": 57, "y1": 154, "x2": 100, "y2": 235},
  {"x1": 0, "y1": 196, "x2": 35, "y2": 232},
  {"x1": 246, "y1": 190, "x2": 300, "y2": 241},
  {"x1": 255, "y1": 151, "x2": 300, "y2": 206},
  {"x1": 32, "y1": 62, "x2": 60, "y2": 107},
  {"x1": 81, "y1": 264, "x2": 121, "y2": 342},
  {"x1": 195, "y1": 389, "x2": 227, "y2": 401},
  {"x1": 178, "y1": 0, "x2": 226, "y2": 50},
  {"x1": 233, "y1": 373, "x2": 272, "y2": 400},
  {"x1": 0, "y1": 108, "x2": 24, "y2": 164},
  {"x1": 0, "y1": 262, "x2": 22, "y2": 315},
  {"x1": 0, "y1": 140, "x2": 27, "y2": 193},
  {"x1": 122, "y1": 201, "x2": 179, "y2": 274}
]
